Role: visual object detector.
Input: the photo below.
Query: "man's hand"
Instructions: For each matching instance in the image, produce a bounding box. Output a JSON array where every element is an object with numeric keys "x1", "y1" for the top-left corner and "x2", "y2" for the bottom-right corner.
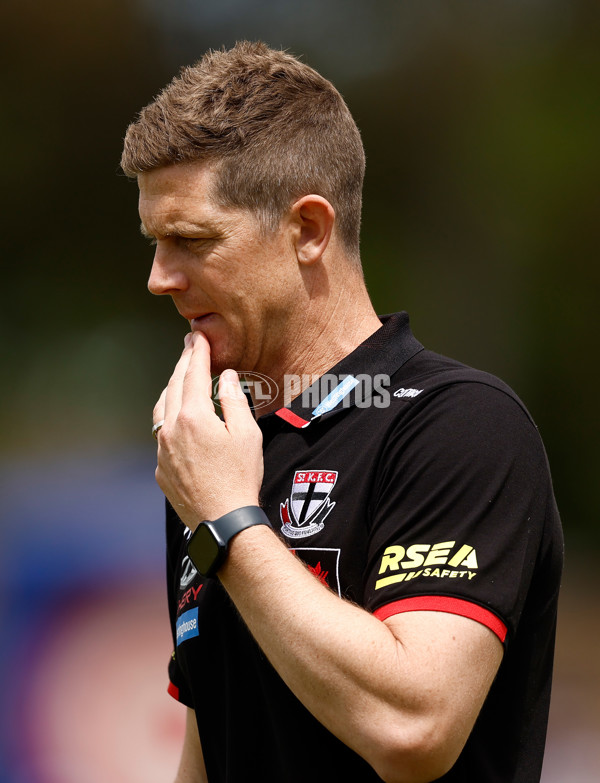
[{"x1": 153, "y1": 332, "x2": 264, "y2": 529}]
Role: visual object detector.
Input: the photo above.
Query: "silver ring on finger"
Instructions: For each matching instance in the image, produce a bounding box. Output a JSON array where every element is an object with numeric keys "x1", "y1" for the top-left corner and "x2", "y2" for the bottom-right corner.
[{"x1": 152, "y1": 420, "x2": 165, "y2": 440}]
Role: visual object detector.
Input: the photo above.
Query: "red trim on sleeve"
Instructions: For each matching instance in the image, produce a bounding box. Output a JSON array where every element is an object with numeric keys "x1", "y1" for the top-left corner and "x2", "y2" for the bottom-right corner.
[
  {"x1": 275, "y1": 408, "x2": 311, "y2": 428},
  {"x1": 167, "y1": 681, "x2": 181, "y2": 702},
  {"x1": 374, "y1": 596, "x2": 507, "y2": 643}
]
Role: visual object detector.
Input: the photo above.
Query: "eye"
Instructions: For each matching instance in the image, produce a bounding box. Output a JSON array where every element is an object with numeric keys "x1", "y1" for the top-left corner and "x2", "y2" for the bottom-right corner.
[{"x1": 182, "y1": 237, "x2": 216, "y2": 251}]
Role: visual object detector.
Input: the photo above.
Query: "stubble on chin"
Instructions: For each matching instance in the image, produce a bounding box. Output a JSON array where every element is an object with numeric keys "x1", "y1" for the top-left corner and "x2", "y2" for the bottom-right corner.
[{"x1": 209, "y1": 347, "x2": 246, "y2": 377}]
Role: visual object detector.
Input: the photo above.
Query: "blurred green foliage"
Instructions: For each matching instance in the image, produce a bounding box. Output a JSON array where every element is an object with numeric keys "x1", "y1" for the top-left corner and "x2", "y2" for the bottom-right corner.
[{"x1": 2, "y1": 0, "x2": 598, "y2": 547}]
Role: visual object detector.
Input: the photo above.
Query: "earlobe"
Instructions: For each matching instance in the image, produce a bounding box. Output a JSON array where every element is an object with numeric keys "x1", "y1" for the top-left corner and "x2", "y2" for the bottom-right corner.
[{"x1": 291, "y1": 195, "x2": 335, "y2": 265}]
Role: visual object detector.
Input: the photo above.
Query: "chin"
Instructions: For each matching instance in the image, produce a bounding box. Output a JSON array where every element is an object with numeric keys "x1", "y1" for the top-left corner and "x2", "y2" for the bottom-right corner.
[
  {"x1": 193, "y1": 324, "x2": 245, "y2": 375},
  {"x1": 208, "y1": 347, "x2": 245, "y2": 376},
  {"x1": 209, "y1": 357, "x2": 230, "y2": 376}
]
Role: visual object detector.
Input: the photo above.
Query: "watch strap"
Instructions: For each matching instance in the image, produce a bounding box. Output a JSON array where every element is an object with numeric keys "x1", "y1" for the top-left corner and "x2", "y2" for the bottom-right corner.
[
  {"x1": 208, "y1": 505, "x2": 272, "y2": 542},
  {"x1": 187, "y1": 505, "x2": 272, "y2": 578}
]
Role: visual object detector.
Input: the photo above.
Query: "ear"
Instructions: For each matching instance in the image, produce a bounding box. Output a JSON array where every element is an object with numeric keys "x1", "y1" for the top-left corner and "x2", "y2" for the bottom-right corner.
[{"x1": 289, "y1": 195, "x2": 335, "y2": 265}]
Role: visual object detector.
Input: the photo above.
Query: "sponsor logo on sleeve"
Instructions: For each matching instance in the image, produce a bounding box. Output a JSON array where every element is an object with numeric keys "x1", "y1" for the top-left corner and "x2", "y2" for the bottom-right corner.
[
  {"x1": 177, "y1": 581, "x2": 203, "y2": 614},
  {"x1": 176, "y1": 607, "x2": 199, "y2": 646},
  {"x1": 375, "y1": 541, "x2": 478, "y2": 590},
  {"x1": 179, "y1": 555, "x2": 198, "y2": 589},
  {"x1": 280, "y1": 470, "x2": 338, "y2": 539}
]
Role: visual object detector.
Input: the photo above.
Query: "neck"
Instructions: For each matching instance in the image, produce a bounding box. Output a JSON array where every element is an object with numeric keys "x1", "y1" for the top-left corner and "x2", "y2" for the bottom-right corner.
[{"x1": 255, "y1": 264, "x2": 382, "y2": 416}]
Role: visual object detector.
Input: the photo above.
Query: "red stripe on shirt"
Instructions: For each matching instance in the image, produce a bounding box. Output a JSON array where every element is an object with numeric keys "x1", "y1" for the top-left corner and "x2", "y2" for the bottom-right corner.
[
  {"x1": 374, "y1": 596, "x2": 507, "y2": 643},
  {"x1": 167, "y1": 681, "x2": 181, "y2": 702},
  {"x1": 275, "y1": 408, "x2": 310, "y2": 428}
]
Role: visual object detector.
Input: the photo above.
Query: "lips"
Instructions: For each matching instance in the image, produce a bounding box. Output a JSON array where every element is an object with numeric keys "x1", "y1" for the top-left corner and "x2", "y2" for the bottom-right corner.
[{"x1": 190, "y1": 313, "x2": 216, "y2": 330}]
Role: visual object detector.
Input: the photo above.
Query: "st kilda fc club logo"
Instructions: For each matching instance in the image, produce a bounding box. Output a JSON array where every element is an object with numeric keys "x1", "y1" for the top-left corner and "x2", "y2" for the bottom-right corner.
[{"x1": 280, "y1": 470, "x2": 338, "y2": 539}]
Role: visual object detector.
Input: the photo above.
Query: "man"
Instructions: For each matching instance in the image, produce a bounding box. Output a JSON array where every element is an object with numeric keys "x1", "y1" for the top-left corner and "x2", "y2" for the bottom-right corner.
[{"x1": 121, "y1": 42, "x2": 563, "y2": 782}]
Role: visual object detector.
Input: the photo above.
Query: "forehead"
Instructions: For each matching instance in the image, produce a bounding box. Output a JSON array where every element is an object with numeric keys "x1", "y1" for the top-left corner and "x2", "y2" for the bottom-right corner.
[{"x1": 138, "y1": 161, "x2": 231, "y2": 235}]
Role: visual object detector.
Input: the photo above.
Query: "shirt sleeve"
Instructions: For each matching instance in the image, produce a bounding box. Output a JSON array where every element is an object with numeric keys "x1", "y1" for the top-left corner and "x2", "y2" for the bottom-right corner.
[
  {"x1": 166, "y1": 502, "x2": 195, "y2": 707},
  {"x1": 167, "y1": 649, "x2": 194, "y2": 707},
  {"x1": 363, "y1": 381, "x2": 556, "y2": 646}
]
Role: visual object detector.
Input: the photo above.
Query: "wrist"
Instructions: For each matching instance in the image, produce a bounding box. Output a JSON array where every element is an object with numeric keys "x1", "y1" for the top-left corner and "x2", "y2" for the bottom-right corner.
[
  {"x1": 200, "y1": 497, "x2": 261, "y2": 526},
  {"x1": 187, "y1": 505, "x2": 272, "y2": 578}
]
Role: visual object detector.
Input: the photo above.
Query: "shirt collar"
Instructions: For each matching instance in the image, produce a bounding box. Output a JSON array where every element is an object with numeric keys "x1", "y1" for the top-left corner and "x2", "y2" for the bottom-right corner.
[{"x1": 271, "y1": 312, "x2": 423, "y2": 429}]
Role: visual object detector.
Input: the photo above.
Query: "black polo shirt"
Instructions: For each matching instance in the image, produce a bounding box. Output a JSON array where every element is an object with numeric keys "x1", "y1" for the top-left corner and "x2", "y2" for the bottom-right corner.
[{"x1": 165, "y1": 312, "x2": 563, "y2": 782}]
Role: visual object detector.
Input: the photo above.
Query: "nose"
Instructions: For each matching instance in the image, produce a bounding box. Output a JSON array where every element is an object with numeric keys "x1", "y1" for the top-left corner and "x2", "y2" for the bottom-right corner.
[{"x1": 147, "y1": 243, "x2": 188, "y2": 296}]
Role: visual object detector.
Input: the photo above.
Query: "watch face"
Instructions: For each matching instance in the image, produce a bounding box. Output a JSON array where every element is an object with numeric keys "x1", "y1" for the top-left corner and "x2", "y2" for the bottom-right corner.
[{"x1": 188, "y1": 523, "x2": 221, "y2": 576}]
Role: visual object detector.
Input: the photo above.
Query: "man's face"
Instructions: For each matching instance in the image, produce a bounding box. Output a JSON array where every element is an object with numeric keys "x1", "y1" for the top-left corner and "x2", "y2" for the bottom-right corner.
[{"x1": 138, "y1": 162, "x2": 299, "y2": 376}]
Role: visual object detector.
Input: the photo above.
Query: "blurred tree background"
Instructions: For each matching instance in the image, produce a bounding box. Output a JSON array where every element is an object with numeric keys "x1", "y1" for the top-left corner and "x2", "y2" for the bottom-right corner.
[
  {"x1": 3, "y1": 0, "x2": 598, "y2": 548},
  {"x1": 2, "y1": 1, "x2": 599, "y2": 780}
]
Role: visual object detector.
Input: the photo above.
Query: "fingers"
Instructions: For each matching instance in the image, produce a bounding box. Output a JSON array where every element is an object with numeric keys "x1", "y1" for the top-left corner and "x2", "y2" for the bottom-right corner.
[
  {"x1": 151, "y1": 334, "x2": 264, "y2": 523},
  {"x1": 158, "y1": 331, "x2": 253, "y2": 445},
  {"x1": 218, "y1": 370, "x2": 257, "y2": 435},
  {"x1": 163, "y1": 333, "x2": 194, "y2": 424},
  {"x1": 153, "y1": 387, "x2": 166, "y2": 426},
  {"x1": 181, "y1": 332, "x2": 216, "y2": 416},
  {"x1": 153, "y1": 387, "x2": 167, "y2": 439}
]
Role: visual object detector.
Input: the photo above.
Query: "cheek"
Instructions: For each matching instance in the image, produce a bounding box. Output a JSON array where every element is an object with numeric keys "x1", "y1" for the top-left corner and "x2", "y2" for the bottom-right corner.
[
  {"x1": 209, "y1": 238, "x2": 297, "y2": 314},
  {"x1": 226, "y1": 267, "x2": 278, "y2": 308}
]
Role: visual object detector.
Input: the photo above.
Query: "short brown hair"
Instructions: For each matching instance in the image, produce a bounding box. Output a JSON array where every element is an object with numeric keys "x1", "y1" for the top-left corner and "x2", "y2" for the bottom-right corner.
[{"x1": 121, "y1": 41, "x2": 365, "y2": 258}]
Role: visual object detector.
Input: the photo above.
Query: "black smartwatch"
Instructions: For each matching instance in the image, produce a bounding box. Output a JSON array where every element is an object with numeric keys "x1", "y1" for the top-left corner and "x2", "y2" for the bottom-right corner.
[{"x1": 187, "y1": 505, "x2": 272, "y2": 579}]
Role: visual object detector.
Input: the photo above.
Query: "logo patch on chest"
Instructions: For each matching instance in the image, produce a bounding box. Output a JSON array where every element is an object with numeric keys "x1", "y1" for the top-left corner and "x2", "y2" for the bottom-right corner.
[
  {"x1": 280, "y1": 470, "x2": 337, "y2": 539},
  {"x1": 290, "y1": 547, "x2": 342, "y2": 596}
]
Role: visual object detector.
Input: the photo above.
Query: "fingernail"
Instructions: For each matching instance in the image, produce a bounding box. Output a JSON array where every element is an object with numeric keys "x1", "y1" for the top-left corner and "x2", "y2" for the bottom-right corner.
[
  {"x1": 223, "y1": 370, "x2": 244, "y2": 397},
  {"x1": 184, "y1": 333, "x2": 192, "y2": 347}
]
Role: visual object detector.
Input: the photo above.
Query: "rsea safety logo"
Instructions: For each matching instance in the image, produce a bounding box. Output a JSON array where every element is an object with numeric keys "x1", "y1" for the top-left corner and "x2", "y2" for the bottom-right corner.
[
  {"x1": 176, "y1": 608, "x2": 199, "y2": 646},
  {"x1": 375, "y1": 541, "x2": 478, "y2": 590}
]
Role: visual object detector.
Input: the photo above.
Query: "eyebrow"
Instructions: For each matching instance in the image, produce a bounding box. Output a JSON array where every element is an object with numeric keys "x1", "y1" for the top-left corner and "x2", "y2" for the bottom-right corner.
[{"x1": 139, "y1": 220, "x2": 219, "y2": 239}]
